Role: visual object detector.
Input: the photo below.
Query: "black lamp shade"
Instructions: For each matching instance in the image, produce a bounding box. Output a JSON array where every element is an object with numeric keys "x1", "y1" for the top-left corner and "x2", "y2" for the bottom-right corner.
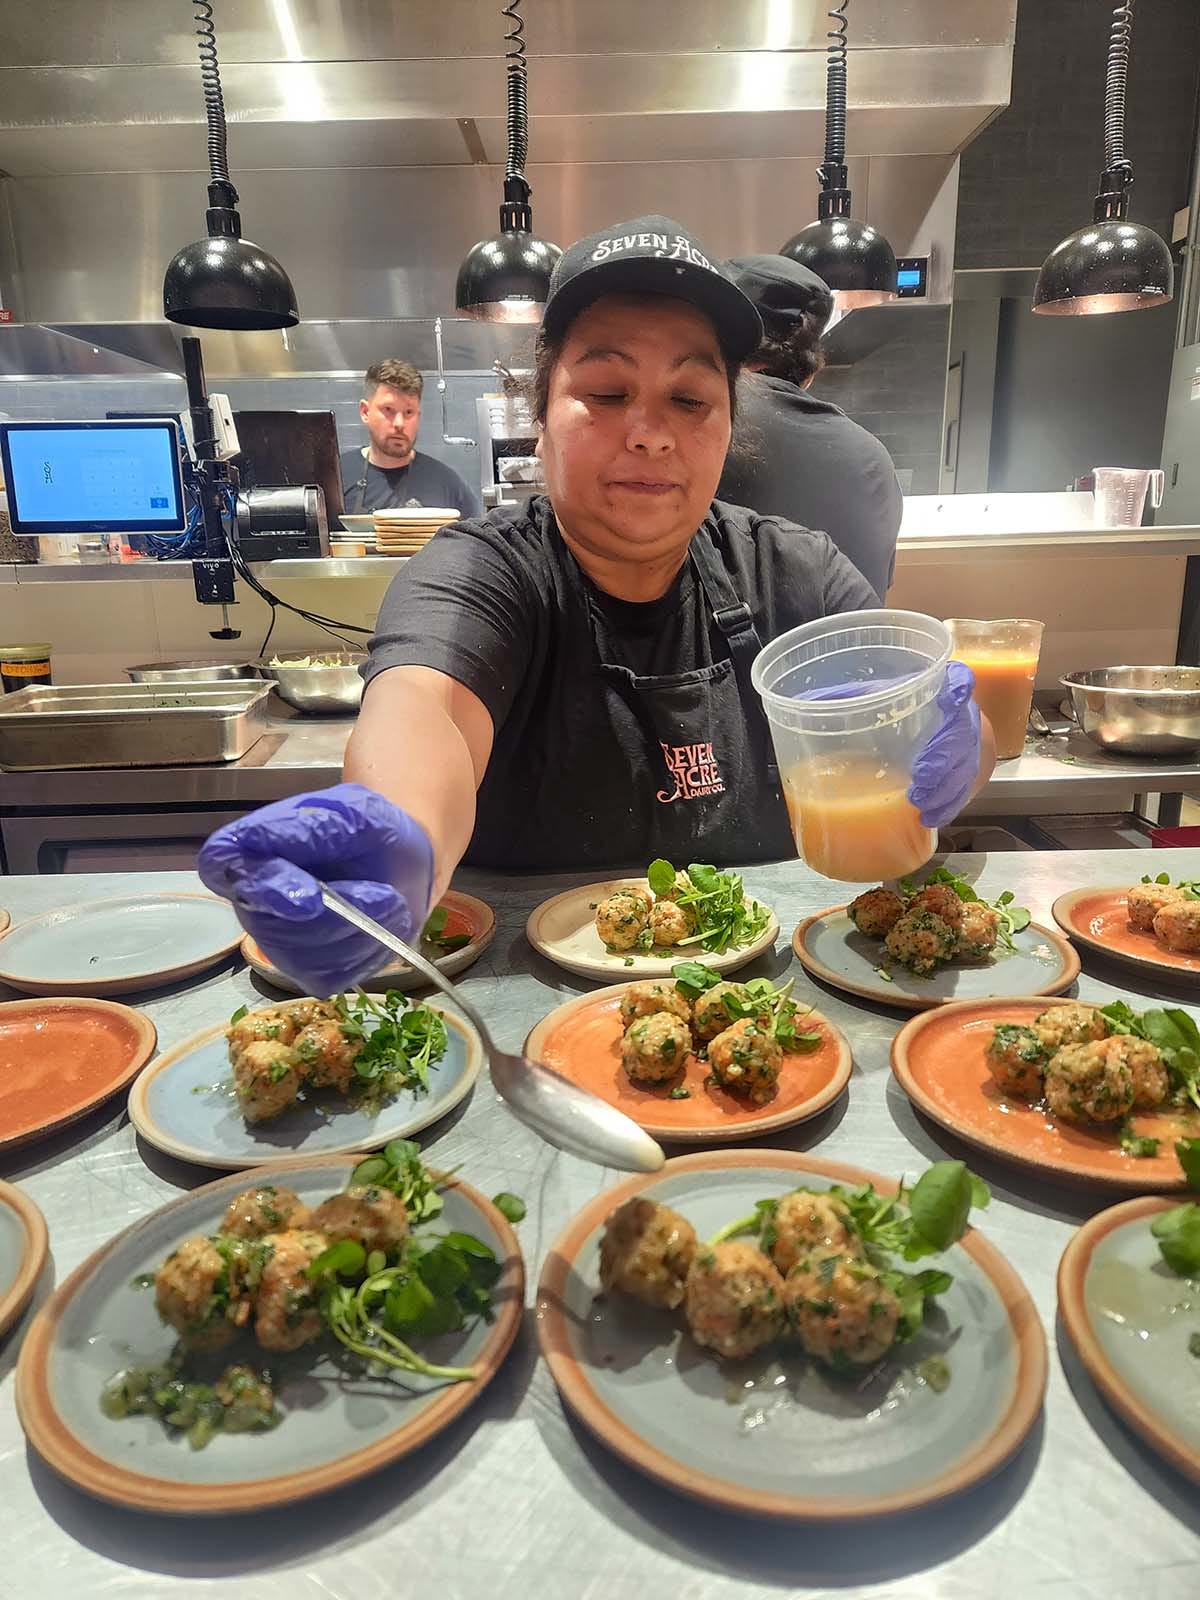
[
  {"x1": 455, "y1": 228, "x2": 562, "y2": 323},
  {"x1": 1033, "y1": 219, "x2": 1173, "y2": 315},
  {"x1": 163, "y1": 233, "x2": 299, "y2": 331},
  {"x1": 780, "y1": 216, "x2": 897, "y2": 310}
]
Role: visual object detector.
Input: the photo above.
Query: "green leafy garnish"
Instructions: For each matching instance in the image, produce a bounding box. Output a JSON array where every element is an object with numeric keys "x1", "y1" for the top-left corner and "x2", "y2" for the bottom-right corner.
[
  {"x1": 1190, "y1": 1332, "x2": 1200, "y2": 1359},
  {"x1": 669, "y1": 963, "x2": 821, "y2": 1052},
  {"x1": 1119, "y1": 1122, "x2": 1160, "y2": 1159},
  {"x1": 667, "y1": 1084, "x2": 691, "y2": 1100},
  {"x1": 334, "y1": 989, "x2": 448, "y2": 1100},
  {"x1": 421, "y1": 905, "x2": 471, "y2": 954},
  {"x1": 1178, "y1": 1137, "x2": 1200, "y2": 1189},
  {"x1": 648, "y1": 859, "x2": 770, "y2": 955},
  {"x1": 1140, "y1": 872, "x2": 1200, "y2": 901},
  {"x1": 492, "y1": 1192, "x2": 526, "y2": 1223},
  {"x1": 229, "y1": 1004, "x2": 248, "y2": 1025},
  {"x1": 670, "y1": 961, "x2": 720, "y2": 999},
  {"x1": 1151, "y1": 1202, "x2": 1200, "y2": 1276},
  {"x1": 350, "y1": 1138, "x2": 450, "y2": 1223}
]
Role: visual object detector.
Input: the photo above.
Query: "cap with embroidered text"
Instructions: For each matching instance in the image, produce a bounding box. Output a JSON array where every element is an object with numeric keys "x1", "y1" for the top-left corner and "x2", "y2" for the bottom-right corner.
[
  {"x1": 724, "y1": 254, "x2": 834, "y2": 339},
  {"x1": 540, "y1": 214, "x2": 762, "y2": 361}
]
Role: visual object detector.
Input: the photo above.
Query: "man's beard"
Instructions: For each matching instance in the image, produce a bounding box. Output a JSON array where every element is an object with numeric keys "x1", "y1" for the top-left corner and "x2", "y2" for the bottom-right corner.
[{"x1": 377, "y1": 435, "x2": 412, "y2": 460}]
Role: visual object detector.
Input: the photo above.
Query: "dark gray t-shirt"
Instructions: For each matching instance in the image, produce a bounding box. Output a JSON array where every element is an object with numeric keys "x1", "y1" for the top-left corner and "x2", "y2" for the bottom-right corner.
[
  {"x1": 365, "y1": 495, "x2": 877, "y2": 868},
  {"x1": 719, "y1": 373, "x2": 903, "y2": 600},
  {"x1": 339, "y1": 447, "x2": 481, "y2": 519}
]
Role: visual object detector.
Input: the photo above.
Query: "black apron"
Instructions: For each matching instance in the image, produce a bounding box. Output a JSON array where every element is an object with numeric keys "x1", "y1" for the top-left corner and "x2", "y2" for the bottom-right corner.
[{"x1": 466, "y1": 520, "x2": 795, "y2": 870}]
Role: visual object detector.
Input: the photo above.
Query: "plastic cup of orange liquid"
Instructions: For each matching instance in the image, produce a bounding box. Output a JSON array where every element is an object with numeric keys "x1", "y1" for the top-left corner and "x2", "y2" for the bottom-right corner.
[
  {"x1": 751, "y1": 609, "x2": 952, "y2": 883},
  {"x1": 946, "y1": 618, "x2": 1044, "y2": 760}
]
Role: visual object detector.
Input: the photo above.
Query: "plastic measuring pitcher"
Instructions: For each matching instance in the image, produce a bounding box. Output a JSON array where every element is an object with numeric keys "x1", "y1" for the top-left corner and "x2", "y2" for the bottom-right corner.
[
  {"x1": 1092, "y1": 466, "x2": 1164, "y2": 527},
  {"x1": 751, "y1": 609, "x2": 951, "y2": 882}
]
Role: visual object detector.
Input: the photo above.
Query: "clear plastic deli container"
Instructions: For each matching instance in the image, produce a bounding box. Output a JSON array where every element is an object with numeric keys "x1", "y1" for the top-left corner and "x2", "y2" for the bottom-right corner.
[{"x1": 751, "y1": 609, "x2": 951, "y2": 882}]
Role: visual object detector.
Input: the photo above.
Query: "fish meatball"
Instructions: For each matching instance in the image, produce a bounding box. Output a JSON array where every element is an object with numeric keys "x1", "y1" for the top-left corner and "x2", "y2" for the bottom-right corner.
[
  {"x1": 784, "y1": 1252, "x2": 902, "y2": 1368},
  {"x1": 233, "y1": 1040, "x2": 301, "y2": 1123},
  {"x1": 768, "y1": 1190, "x2": 860, "y2": 1277},
  {"x1": 292, "y1": 1019, "x2": 361, "y2": 1093},
  {"x1": 908, "y1": 884, "x2": 965, "y2": 932},
  {"x1": 599, "y1": 1197, "x2": 697, "y2": 1311},
  {"x1": 684, "y1": 1241, "x2": 785, "y2": 1361},
  {"x1": 220, "y1": 1184, "x2": 310, "y2": 1239},
  {"x1": 957, "y1": 903, "x2": 1000, "y2": 960},
  {"x1": 154, "y1": 1236, "x2": 248, "y2": 1352},
  {"x1": 1044, "y1": 1038, "x2": 1135, "y2": 1125},
  {"x1": 614, "y1": 884, "x2": 654, "y2": 913},
  {"x1": 253, "y1": 1228, "x2": 330, "y2": 1352},
  {"x1": 848, "y1": 888, "x2": 905, "y2": 940},
  {"x1": 1033, "y1": 1002, "x2": 1107, "y2": 1053},
  {"x1": 1127, "y1": 882, "x2": 1184, "y2": 932},
  {"x1": 692, "y1": 981, "x2": 752, "y2": 1041},
  {"x1": 649, "y1": 900, "x2": 691, "y2": 948},
  {"x1": 280, "y1": 997, "x2": 340, "y2": 1027},
  {"x1": 309, "y1": 1185, "x2": 410, "y2": 1255},
  {"x1": 1152, "y1": 899, "x2": 1200, "y2": 954},
  {"x1": 1105, "y1": 1034, "x2": 1169, "y2": 1110},
  {"x1": 706, "y1": 1017, "x2": 782, "y2": 1104},
  {"x1": 619, "y1": 979, "x2": 692, "y2": 1029},
  {"x1": 986, "y1": 1024, "x2": 1046, "y2": 1101},
  {"x1": 884, "y1": 910, "x2": 956, "y2": 976},
  {"x1": 595, "y1": 893, "x2": 650, "y2": 952},
  {"x1": 228, "y1": 1007, "x2": 299, "y2": 1056},
  {"x1": 621, "y1": 1012, "x2": 691, "y2": 1085}
]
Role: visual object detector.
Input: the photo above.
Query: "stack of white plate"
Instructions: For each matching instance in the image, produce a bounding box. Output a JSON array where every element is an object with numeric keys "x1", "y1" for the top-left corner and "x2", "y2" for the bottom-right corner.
[{"x1": 372, "y1": 506, "x2": 460, "y2": 555}]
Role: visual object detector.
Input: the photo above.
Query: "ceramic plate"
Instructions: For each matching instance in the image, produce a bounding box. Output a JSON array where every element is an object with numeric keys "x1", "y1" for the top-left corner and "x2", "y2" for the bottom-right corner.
[
  {"x1": 891, "y1": 997, "x2": 1196, "y2": 1190},
  {"x1": 0, "y1": 997, "x2": 157, "y2": 1152},
  {"x1": 1058, "y1": 1195, "x2": 1200, "y2": 1484},
  {"x1": 372, "y1": 507, "x2": 459, "y2": 522},
  {"x1": 1053, "y1": 886, "x2": 1200, "y2": 982},
  {"x1": 0, "y1": 1180, "x2": 49, "y2": 1339},
  {"x1": 0, "y1": 893, "x2": 242, "y2": 997},
  {"x1": 526, "y1": 982, "x2": 851, "y2": 1144},
  {"x1": 241, "y1": 891, "x2": 497, "y2": 995},
  {"x1": 527, "y1": 878, "x2": 779, "y2": 982},
  {"x1": 128, "y1": 1000, "x2": 482, "y2": 1169},
  {"x1": 537, "y1": 1150, "x2": 1045, "y2": 1520},
  {"x1": 793, "y1": 905, "x2": 1080, "y2": 1012},
  {"x1": 0, "y1": 908, "x2": 10, "y2": 936},
  {"x1": 337, "y1": 514, "x2": 377, "y2": 535},
  {"x1": 15, "y1": 1156, "x2": 523, "y2": 1513}
]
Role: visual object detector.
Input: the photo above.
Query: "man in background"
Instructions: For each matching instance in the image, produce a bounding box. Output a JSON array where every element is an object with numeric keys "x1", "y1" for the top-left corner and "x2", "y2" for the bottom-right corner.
[
  {"x1": 718, "y1": 255, "x2": 902, "y2": 600},
  {"x1": 340, "y1": 358, "x2": 480, "y2": 518}
]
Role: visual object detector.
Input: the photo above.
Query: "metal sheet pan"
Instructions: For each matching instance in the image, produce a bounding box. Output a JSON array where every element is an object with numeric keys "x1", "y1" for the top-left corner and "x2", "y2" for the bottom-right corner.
[{"x1": 0, "y1": 681, "x2": 271, "y2": 770}]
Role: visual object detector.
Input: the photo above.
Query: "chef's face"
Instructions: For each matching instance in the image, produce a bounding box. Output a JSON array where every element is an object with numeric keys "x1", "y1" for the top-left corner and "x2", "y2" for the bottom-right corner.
[
  {"x1": 539, "y1": 294, "x2": 732, "y2": 565},
  {"x1": 361, "y1": 384, "x2": 421, "y2": 463}
]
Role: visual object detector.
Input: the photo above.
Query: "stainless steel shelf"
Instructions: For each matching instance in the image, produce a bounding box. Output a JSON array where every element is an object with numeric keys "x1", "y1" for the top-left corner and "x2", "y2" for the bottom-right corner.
[{"x1": 0, "y1": 556, "x2": 403, "y2": 583}]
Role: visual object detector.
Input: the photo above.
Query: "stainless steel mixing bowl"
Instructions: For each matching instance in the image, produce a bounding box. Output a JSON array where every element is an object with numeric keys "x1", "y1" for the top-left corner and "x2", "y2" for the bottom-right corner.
[
  {"x1": 1060, "y1": 666, "x2": 1200, "y2": 755},
  {"x1": 256, "y1": 654, "x2": 365, "y2": 714},
  {"x1": 125, "y1": 660, "x2": 260, "y2": 684}
]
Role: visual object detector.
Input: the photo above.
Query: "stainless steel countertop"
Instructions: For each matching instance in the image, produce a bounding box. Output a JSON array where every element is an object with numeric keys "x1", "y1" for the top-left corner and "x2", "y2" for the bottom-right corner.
[
  {"x1": 1, "y1": 849, "x2": 1198, "y2": 1597},
  {"x1": 4, "y1": 709, "x2": 1197, "y2": 813}
]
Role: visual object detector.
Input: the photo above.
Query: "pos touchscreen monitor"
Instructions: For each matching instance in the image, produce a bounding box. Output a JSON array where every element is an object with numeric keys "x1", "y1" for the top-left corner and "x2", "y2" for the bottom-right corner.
[{"x1": 0, "y1": 419, "x2": 187, "y2": 534}]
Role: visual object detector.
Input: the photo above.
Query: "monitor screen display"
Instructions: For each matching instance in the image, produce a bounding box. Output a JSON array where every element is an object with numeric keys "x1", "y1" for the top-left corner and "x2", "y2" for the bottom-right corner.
[{"x1": 0, "y1": 420, "x2": 187, "y2": 533}]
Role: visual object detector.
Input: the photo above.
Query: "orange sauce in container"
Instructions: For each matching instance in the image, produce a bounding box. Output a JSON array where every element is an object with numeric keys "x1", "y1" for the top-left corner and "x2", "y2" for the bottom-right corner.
[
  {"x1": 782, "y1": 759, "x2": 934, "y2": 882},
  {"x1": 954, "y1": 650, "x2": 1039, "y2": 760}
]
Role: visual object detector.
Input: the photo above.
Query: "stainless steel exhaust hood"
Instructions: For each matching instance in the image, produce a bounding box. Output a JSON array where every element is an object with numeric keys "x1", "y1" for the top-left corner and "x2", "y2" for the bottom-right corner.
[{"x1": 0, "y1": 1, "x2": 1015, "y2": 364}]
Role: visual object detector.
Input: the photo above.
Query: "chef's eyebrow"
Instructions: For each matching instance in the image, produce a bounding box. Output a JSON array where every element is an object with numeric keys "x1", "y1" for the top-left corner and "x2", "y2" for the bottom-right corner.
[{"x1": 574, "y1": 346, "x2": 723, "y2": 375}]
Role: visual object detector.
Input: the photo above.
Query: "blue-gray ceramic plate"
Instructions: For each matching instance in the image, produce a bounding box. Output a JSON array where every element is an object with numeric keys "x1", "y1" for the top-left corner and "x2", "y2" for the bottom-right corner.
[
  {"x1": 0, "y1": 893, "x2": 242, "y2": 997},
  {"x1": 537, "y1": 1150, "x2": 1046, "y2": 1519},
  {"x1": 793, "y1": 904, "x2": 1080, "y2": 1012},
  {"x1": 0, "y1": 1179, "x2": 48, "y2": 1339},
  {"x1": 1058, "y1": 1194, "x2": 1200, "y2": 1484},
  {"x1": 14, "y1": 1156, "x2": 523, "y2": 1514},
  {"x1": 127, "y1": 1001, "x2": 482, "y2": 1169}
]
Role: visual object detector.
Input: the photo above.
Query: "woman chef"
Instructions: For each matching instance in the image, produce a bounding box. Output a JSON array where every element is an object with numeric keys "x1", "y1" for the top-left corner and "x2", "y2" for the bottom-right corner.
[{"x1": 200, "y1": 214, "x2": 991, "y2": 994}]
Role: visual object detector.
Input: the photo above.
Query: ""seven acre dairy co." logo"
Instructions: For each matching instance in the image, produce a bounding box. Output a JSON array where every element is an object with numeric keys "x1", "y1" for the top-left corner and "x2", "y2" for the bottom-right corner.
[{"x1": 656, "y1": 740, "x2": 725, "y2": 804}]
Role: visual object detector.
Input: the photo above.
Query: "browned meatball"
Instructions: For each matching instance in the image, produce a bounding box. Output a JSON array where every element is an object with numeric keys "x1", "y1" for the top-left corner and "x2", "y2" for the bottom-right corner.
[
  {"x1": 957, "y1": 902, "x2": 1001, "y2": 960},
  {"x1": 220, "y1": 1184, "x2": 310, "y2": 1239},
  {"x1": 784, "y1": 1251, "x2": 902, "y2": 1367},
  {"x1": 1104, "y1": 1034, "x2": 1169, "y2": 1110},
  {"x1": 908, "y1": 884, "x2": 966, "y2": 932},
  {"x1": 1152, "y1": 899, "x2": 1200, "y2": 954},
  {"x1": 885, "y1": 910, "x2": 956, "y2": 976},
  {"x1": 599, "y1": 1197, "x2": 697, "y2": 1310},
  {"x1": 618, "y1": 980, "x2": 692, "y2": 1030},
  {"x1": 847, "y1": 888, "x2": 905, "y2": 939},
  {"x1": 706, "y1": 1018, "x2": 782, "y2": 1103},
  {"x1": 1033, "y1": 1003, "x2": 1107, "y2": 1054},
  {"x1": 1044, "y1": 1038, "x2": 1136, "y2": 1124},
  {"x1": 253, "y1": 1229, "x2": 330, "y2": 1352},
  {"x1": 986, "y1": 1024, "x2": 1046, "y2": 1101},
  {"x1": 1127, "y1": 882, "x2": 1184, "y2": 932},
  {"x1": 308, "y1": 1185, "x2": 410, "y2": 1255},
  {"x1": 233, "y1": 1040, "x2": 301, "y2": 1123},
  {"x1": 768, "y1": 1190, "x2": 860, "y2": 1276},
  {"x1": 683, "y1": 1241, "x2": 785, "y2": 1360},
  {"x1": 154, "y1": 1236, "x2": 250, "y2": 1352},
  {"x1": 621, "y1": 1012, "x2": 691, "y2": 1085},
  {"x1": 292, "y1": 1019, "x2": 361, "y2": 1093}
]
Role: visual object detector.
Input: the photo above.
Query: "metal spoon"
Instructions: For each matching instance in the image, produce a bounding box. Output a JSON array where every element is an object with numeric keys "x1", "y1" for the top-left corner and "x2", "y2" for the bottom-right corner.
[{"x1": 315, "y1": 881, "x2": 665, "y2": 1173}]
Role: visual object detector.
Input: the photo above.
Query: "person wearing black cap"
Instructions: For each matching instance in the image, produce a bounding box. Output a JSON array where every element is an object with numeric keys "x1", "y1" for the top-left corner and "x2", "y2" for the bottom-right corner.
[
  {"x1": 197, "y1": 215, "x2": 989, "y2": 992},
  {"x1": 719, "y1": 254, "x2": 902, "y2": 600}
]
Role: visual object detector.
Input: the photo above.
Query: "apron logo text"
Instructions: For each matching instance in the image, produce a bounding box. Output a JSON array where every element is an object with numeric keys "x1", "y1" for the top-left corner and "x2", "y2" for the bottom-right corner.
[{"x1": 656, "y1": 740, "x2": 725, "y2": 804}]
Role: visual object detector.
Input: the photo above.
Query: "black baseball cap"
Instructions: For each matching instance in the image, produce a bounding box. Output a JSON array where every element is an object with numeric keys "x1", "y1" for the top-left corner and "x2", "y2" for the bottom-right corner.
[
  {"x1": 540, "y1": 214, "x2": 763, "y2": 362},
  {"x1": 724, "y1": 254, "x2": 834, "y2": 338}
]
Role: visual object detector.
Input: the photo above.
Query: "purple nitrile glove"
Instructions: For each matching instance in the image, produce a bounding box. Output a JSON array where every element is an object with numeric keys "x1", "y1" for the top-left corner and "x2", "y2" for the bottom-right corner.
[
  {"x1": 803, "y1": 661, "x2": 982, "y2": 829},
  {"x1": 909, "y1": 662, "x2": 981, "y2": 828},
  {"x1": 197, "y1": 783, "x2": 434, "y2": 996}
]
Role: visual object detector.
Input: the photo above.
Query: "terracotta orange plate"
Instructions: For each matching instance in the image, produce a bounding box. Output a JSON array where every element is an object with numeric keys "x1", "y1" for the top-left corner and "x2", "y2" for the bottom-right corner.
[
  {"x1": 537, "y1": 1150, "x2": 1046, "y2": 1520},
  {"x1": 0, "y1": 997, "x2": 157, "y2": 1152},
  {"x1": 1058, "y1": 1195, "x2": 1200, "y2": 1485},
  {"x1": 1053, "y1": 886, "x2": 1200, "y2": 982},
  {"x1": 241, "y1": 889, "x2": 496, "y2": 994},
  {"x1": 891, "y1": 997, "x2": 1196, "y2": 1190},
  {"x1": 526, "y1": 982, "x2": 851, "y2": 1143},
  {"x1": 0, "y1": 1180, "x2": 49, "y2": 1339}
]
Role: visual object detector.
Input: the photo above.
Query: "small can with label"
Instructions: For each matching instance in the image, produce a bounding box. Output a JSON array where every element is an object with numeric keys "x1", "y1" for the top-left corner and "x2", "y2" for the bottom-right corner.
[{"x1": 0, "y1": 643, "x2": 52, "y2": 693}]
